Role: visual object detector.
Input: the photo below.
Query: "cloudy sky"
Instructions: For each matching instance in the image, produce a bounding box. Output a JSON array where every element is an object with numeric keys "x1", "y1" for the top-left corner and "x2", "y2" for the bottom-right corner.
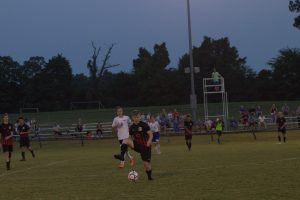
[{"x1": 0, "y1": 0, "x2": 298, "y2": 75}]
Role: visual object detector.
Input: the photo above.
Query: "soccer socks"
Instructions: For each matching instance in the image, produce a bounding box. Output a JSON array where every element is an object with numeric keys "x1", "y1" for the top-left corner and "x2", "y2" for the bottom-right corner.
[
  {"x1": 120, "y1": 144, "x2": 128, "y2": 161},
  {"x1": 188, "y1": 142, "x2": 192, "y2": 150},
  {"x1": 125, "y1": 151, "x2": 133, "y2": 160},
  {"x1": 278, "y1": 136, "x2": 281, "y2": 142},
  {"x1": 283, "y1": 137, "x2": 286, "y2": 143},
  {"x1": 30, "y1": 150, "x2": 35, "y2": 158},
  {"x1": 146, "y1": 169, "x2": 153, "y2": 180},
  {"x1": 156, "y1": 144, "x2": 161, "y2": 154},
  {"x1": 21, "y1": 152, "x2": 25, "y2": 161},
  {"x1": 6, "y1": 161, "x2": 10, "y2": 170}
]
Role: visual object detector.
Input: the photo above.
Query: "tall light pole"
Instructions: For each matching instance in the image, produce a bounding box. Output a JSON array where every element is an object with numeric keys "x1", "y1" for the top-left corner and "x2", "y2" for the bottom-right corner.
[{"x1": 186, "y1": 0, "x2": 197, "y2": 120}]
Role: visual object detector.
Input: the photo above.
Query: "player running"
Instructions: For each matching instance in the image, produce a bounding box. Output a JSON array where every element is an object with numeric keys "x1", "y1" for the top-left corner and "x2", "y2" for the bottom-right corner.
[
  {"x1": 17, "y1": 117, "x2": 35, "y2": 161},
  {"x1": 0, "y1": 113, "x2": 14, "y2": 170},
  {"x1": 114, "y1": 110, "x2": 154, "y2": 180},
  {"x1": 276, "y1": 112, "x2": 287, "y2": 144},
  {"x1": 112, "y1": 106, "x2": 134, "y2": 168},
  {"x1": 184, "y1": 114, "x2": 193, "y2": 151},
  {"x1": 148, "y1": 115, "x2": 161, "y2": 154}
]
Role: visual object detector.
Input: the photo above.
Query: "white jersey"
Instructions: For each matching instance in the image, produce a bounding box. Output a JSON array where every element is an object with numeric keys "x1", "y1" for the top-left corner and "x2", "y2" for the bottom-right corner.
[
  {"x1": 148, "y1": 121, "x2": 160, "y2": 133},
  {"x1": 112, "y1": 116, "x2": 131, "y2": 140}
]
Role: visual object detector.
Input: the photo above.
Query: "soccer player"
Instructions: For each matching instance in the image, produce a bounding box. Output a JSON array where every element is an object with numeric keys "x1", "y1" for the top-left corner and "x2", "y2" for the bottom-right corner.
[
  {"x1": 17, "y1": 117, "x2": 35, "y2": 161},
  {"x1": 184, "y1": 114, "x2": 193, "y2": 151},
  {"x1": 112, "y1": 106, "x2": 134, "y2": 168},
  {"x1": 215, "y1": 118, "x2": 224, "y2": 144},
  {"x1": 276, "y1": 112, "x2": 287, "y2": 144},
  {"x1": 148, "y1": 115, "x2": 161, "y2": 154},
  {"x1": 114, "y1": 110, "x2": 154, "y2": 180},
  {"x1": 205, "y1": 119, "x2": 215, "y2": 142},
  {"x1": 0, "y1": 113, "x2": 14, "y2": 170},
  {"x1": 248, "y1": 110, "x2": 257, "y2": 140}
]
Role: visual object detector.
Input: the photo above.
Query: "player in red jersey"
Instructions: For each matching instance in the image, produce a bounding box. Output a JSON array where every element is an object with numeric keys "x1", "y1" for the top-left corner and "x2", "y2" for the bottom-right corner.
[
  {"x1": 114, "y1": 110, "x2": 154, "y2": 180},
  {"x1": 0, "y1": 113, "x2": 14, "y2": 170},
  {"x1": 17, "y1": 117, "x2": 35, "y2": 161}
]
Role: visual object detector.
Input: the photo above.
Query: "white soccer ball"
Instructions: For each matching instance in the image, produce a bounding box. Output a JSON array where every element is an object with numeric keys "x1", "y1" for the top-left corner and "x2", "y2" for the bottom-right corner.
[{"x1": 128, "y1": 170, "x2": 139, "y2": 181}]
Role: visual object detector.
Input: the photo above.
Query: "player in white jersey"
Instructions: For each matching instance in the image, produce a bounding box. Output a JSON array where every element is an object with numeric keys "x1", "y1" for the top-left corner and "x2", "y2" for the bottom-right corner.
[
  {"x1": 112, "y1": 106, "x2": 134, "y2": 168},
  {"x1": 148, "y1": 115, "x2": 161, "y2": 154}
]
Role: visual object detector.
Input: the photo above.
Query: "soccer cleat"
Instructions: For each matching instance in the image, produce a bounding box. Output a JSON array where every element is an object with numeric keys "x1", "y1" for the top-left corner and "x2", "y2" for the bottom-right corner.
[
  {"x1": 118, "y1": 161, "x2": 125, "y2": 169},
  {"x1": 129, "y1": 158, "x2": 135, "y2": 166},
  {"x1": 114, "y1": 154, "x2": 122, "y2": 160}
]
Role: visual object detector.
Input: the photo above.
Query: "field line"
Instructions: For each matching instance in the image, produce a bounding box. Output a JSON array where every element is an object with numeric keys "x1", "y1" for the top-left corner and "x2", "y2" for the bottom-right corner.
[{"x1": 0, "y1": 159, "x2": 75, "y2": 179}]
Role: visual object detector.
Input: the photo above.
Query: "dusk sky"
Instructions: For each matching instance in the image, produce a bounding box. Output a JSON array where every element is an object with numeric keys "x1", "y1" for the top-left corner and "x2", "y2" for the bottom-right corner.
[{"x1": 0, "y1": 0, "x2": 298, "y2": 75}]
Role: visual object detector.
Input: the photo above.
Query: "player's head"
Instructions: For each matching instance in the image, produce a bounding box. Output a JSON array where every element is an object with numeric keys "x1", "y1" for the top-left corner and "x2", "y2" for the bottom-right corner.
[
  {"x1": 18, "y1": 116, "x2": 25, "y2": 125},
  {"x1": 150, "y1": 115, "x2": 155, "y2": 122},
  {"x1": 186, "y1": 114, "x2": 191, "y2": 120},
  {"x1": 2, "y1": 113, "x2": 9, "y2": 124},
  {"x1": 131, "y1": 110, "x2": 141, "y2": 123},
  {"x1": 116, "y1": 106, "x2": 123, "y2": 117}
]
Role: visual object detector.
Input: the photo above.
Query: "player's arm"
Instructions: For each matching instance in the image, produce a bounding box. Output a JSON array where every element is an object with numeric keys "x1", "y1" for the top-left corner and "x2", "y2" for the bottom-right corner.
[
  {"x1": 112, "y1": 119, "x2": 118, "y2": 129},
  {"x1": 5, "y1": 129, "x2": 14, "y2": 140},
  {"x1": 146, "y1": 130, "x2": 153, "y2": 147}
]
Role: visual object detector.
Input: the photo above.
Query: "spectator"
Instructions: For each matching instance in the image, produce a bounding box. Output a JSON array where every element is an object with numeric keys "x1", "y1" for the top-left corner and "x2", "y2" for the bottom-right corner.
[
  {"x1": 258, "y1": 114, "x2": 267, "y2": 129},
  {"x1": 53, "y1": 124, "x2": 62, "y2": 136},
  {"x1": 96, "y1": 122, "x2": 103, "y2": 138},
  {"x1": 211, "y1": 67, "x2": 222, "y2": 91},
  {"x1": 256, "y1": 106, "x2": 263, "y2": 117},
  {"x1": 297, "y1": 106, "x2": 300, "y2": 128},
  {"x1": 270, "y1": 104, "x2": 278, "y2": 123},
  {"x1": 86, "y1": 130, "x2": 93, "y2": 140},
  {"x1": 230, "y1": 117, "x2": 238, "y2": 129},
  {"x1": 239, "y1": 105, "x2": 246, "y2": 115},
  {"x1": 76, "y1": 118, "x2": 83, "y2": 132},
  {"x1": 281, "y1": 103, "x2": 289, "y2": 116},
  {"x1": 172, "y1": 109, "x2": 180, "y2": 133},
  {"x1": 204, "y1": 119, "x2": 216, "y2": 142}
]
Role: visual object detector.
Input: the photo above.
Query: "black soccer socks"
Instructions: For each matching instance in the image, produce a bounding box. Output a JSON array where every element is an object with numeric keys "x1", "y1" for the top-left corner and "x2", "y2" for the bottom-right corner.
[{"x1": 146, "y1": 170, "x2": 153, "y2": 180}]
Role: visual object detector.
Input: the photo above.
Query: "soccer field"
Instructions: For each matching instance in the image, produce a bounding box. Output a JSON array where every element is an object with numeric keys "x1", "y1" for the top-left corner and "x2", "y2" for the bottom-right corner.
[{"x1": 1, "y1": 131, "x2": 300, "y2": 200}]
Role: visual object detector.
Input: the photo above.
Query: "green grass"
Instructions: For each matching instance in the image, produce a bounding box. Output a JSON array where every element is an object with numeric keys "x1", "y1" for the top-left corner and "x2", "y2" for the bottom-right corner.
[{"x1": 1, "y1": 131, "x2": 300, "y2": 200}]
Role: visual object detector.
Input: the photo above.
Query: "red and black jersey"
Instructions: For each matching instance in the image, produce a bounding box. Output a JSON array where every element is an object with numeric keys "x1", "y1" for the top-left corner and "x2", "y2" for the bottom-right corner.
[
  {"x1": 0, "y1": 123, "x2": 14, "y2": 145},
  {"x1": 184, "y1": 120, "x2": 193, "y2": 134},
  {"x1": 129, "y1": 121, "x2": 151, "y2": 147},
  {"x1": 276, "y1": 117, "x2": 286, "y2": 128},
  {"x1": 17, "y1": 124, "x2": 30, "y2": 138}
]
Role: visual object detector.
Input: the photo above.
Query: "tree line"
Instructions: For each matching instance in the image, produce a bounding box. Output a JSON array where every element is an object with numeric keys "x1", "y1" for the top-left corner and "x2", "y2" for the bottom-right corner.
[{"x1": 0, "y1": 36, "x2": 299, "y2": 113}]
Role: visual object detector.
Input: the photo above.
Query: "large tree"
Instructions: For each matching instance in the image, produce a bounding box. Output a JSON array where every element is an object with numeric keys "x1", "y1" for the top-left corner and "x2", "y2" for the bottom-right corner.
[
  {"x1": 0, "y1": 56, "x2": 21, "y2": 112},
  {"x1": 289, "y1": 0, "x2": 300, "y2": 29},
  {"x1": 37, "y1": 54, "x2": 73, "y2": 110},
  {"x1": 268, "y1": 48, "x2": 300, "y2": 99}
]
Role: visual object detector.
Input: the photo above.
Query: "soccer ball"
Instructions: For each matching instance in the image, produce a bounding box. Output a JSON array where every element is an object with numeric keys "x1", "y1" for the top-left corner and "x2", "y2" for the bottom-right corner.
[{"x1": 128, "y1": 170, "x2": 139, "y2": 181}]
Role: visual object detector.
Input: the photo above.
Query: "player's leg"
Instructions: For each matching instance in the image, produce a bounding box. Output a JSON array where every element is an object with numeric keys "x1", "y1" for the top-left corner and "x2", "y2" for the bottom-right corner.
[
  {"x1": 277, "y1": 129, "x2": 282, "y2": 143},
  {"x1": 27, "y1": 139, "x2": 35, "y2": 158},
  {"x1": 217, "y1": 131, "x2": 222, "y2": 144},
  {"x1": 114, "y1": 138, "x2": 134, "y2": 168},
  {"x1": 282, "y1": 129, "x2": 287, "y2": 143},
  {"x1": 141, "y1": 149, "x2": 153, "y2": 180},
  {"x1": 252, "y1": 125, "x2": 257, "y2": 140},
  {"x1": 20, "y1": 146, "x2": 26, "y2": 161}
]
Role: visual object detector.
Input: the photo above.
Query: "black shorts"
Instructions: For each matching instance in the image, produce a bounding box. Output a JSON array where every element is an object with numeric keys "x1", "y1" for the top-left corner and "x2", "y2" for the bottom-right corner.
[
  {"x1": 2, "y1": 145, "x2": 13, "y2": 153},
  {"x1": 133, "y1": 140, "x2": 151, "y2": 162},
  {"x1": 278, "y1": 127, "x2": 286, "y2": 134},
  {"x1": 185, "y1": 133, "x2": 192, "y2": 140},
  {"x1": 216, "y1": 130, "x2": 222, "y2": 136},
  {"x1": 20, "y1": 137, "x2": 30, "y2": 147}
]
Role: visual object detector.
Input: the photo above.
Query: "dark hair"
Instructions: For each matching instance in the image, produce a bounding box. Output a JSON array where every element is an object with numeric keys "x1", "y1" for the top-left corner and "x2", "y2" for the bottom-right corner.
[
  {"x1": 116, "y1": 106, "x2": 123, "y2": 110},
  {"x1": 131, "y1": 110, "x2": 140, "y2": 116}
]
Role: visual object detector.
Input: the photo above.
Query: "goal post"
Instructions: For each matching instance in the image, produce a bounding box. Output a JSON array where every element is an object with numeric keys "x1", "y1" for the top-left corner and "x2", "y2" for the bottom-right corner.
[{"x1": 70, "y1": 101, "x2": 104, "y2": 110}]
